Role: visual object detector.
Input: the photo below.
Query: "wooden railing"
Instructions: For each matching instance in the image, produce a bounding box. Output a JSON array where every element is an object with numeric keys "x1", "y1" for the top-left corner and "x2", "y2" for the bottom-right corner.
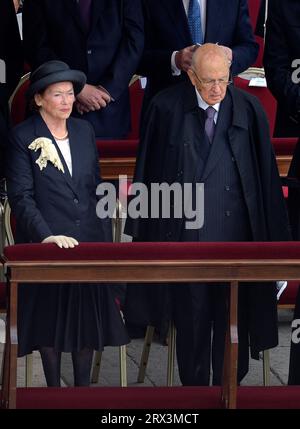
[
  {"x1": 98, "y1": 137, "x2": 298, "y2": 180},
  {"x1": 98, "y1": 154, "x2": 291, "y2": 180},
  {"x1": 2, "y1": 241, "x2": 300, "y2": 409}
]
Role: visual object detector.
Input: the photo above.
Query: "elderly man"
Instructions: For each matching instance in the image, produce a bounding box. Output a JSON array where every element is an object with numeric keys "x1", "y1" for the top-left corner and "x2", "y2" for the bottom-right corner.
[{"x1": 125, "y1": 43, "x2": 290, "y2": 385}]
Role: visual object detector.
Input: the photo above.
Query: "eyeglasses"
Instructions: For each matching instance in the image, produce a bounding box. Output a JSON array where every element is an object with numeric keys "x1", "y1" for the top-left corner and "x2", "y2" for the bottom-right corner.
[{"x1": 192, "y1": 70, "x2": 232, "y2": 89}]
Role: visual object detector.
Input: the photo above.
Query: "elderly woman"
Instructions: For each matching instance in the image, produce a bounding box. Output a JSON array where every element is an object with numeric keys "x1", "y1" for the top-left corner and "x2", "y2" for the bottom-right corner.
[{"x1": 5, "y1": 60, "x2": 129, "y2": 386}]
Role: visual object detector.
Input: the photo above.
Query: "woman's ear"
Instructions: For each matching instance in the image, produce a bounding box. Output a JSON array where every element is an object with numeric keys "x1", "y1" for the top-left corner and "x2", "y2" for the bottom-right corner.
[{"x1": 34, "y1": 93, "x2": 42, "y2": 107}]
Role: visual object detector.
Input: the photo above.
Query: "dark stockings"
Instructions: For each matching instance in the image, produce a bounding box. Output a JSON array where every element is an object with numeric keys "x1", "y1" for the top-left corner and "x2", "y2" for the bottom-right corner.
[
  {"x1": 72, "y1": 348, "x2": 94, "y2": 386},
  {"x1": 40, "y1": 347, "x2": 93, "y2": 387},
  {"x1": 39, "y1": 347, "x2": 62, "y2": 387}
]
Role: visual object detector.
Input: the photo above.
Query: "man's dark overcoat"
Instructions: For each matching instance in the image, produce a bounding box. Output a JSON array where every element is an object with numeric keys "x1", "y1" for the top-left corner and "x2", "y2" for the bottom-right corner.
[{"x1": 125, "y1": 81, "x2": 291, "y2": 365}]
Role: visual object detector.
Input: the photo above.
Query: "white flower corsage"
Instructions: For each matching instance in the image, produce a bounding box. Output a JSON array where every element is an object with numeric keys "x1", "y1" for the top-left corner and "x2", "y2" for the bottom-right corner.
[{"x1": 28, "y1": 137, "x2": 65, "y2": 173}]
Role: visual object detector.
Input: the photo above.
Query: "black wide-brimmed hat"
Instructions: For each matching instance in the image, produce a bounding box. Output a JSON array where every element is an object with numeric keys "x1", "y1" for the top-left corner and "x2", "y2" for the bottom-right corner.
[{"x1": 27, "y1": 60, "x2": 86, "y2": 98}]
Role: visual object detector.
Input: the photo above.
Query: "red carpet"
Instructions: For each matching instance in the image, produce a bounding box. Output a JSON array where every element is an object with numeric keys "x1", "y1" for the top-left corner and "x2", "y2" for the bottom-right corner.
[
  {"x1": 15, "y1": 387, "x2": 222, "y2": 409},
  {"x1": 6, "y1": 386, "x2": 300, "y2": 409}
]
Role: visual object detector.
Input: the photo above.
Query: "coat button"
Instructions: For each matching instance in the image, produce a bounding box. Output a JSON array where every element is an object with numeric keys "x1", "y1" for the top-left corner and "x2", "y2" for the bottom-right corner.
[
  {"x1": 74, "y1": 198, "x2": 79, "y2": 204},
  {"x1": 87, "y1": 49, "x2": 92, "y2": 55},
  {"x1": 225, "y1": 186, "x2": 230, "y2": 191},
  {"x1": 225, "y1": 211, "x2": 231, "y2": 217},
  {"x1": 231, "y1": 157, "x2": 236, "y2": 162},
  {"x1": 75, "y1": 220, "x2": 81, "y2": 226}
]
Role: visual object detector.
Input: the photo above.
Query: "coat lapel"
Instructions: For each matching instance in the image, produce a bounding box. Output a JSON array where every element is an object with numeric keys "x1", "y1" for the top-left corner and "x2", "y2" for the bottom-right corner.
[
  {"x1": 33, "y1": 114, "x2": 77, "y2": 195},
  {"x1": 201, "y1": 87, "x2": 250, "y2": 181},
  {"x1": 64, "y1": 0, "x2": 87, "y2": 35},
  {"x1": 90, "y1": 0, "x2": 110, "y2": 35},
  {"x1": 66, "y1": 119, "x2": 83, "y2": 187},
  {"x1": 227, "y1": 86, "x2": 251, "y2": 175},
  {"x1": 161, "y1": 0, "x2": 191, "y2": 43},
  {"x1": 181, "y1": 83, "x2": 205, "y2": 184}
]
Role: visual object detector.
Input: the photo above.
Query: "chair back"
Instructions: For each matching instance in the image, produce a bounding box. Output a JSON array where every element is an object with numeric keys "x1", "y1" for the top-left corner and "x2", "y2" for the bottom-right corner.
[
  {"x1": 9, "y1": 72, "x2": 31, "y2": 126},
  {"x1": 0, "y1": 200, "x2": 11, "y2": 310},
  {"x1": 234, "y1": 75, "x2": 277, "y2": 137},
  {"x1": 278, "y1": 281, "x2": 299, "y2": 308},
  {"x1": 3, "y1": 200, "x2": 15, "y2": 246},
  {"x1": 248, "y1": 0, "x2": 261, "y2": 30},
  {"x1": 127, "y1": 75, "x2": 144, "y2": 139}
]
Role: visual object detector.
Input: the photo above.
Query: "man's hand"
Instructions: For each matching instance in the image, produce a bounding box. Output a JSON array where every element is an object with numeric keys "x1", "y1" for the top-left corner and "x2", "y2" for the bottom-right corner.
[
  {"x1": 219, "y1": 45, "x2": 233, "y2": 64},
  {"x1": 42, "y1": 235, "x2": 79, "y2": 248},
  {"x1": 75, "y1": 100, "x2": 90, "y2": 114},
  {"x1": 76, "y1": 84, "x2": 111, "y2": 114},
  {"x1": 13, "y1": 0, "x2": 20, "y2": 13},
  {"x1": 175, "y1": 45, "x2": 198, "y2": 72}
]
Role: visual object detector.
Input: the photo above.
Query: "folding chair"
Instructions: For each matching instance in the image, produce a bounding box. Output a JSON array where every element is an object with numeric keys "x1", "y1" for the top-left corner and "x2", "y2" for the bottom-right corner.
[
  {"x1": 262, "y1": 281, "x2": 299, "y2": 385},
  {"x1": 91, "y1": 198, "x2": 127, "y2": 387},
  {"x1": 2, "y1": 200, "x2": 33, "y2": 387}
]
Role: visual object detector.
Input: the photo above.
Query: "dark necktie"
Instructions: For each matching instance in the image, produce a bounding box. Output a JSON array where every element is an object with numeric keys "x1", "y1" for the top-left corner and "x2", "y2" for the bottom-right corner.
[
  {"x1": 187, "y1": 0, "x2": 203, "y2": 44},
  {"x1": 78, "y1": 0, "x2": 92, "y2": 30},
  {"x1": 205, "y1": 106, "x2": 216, "y2": 143}
]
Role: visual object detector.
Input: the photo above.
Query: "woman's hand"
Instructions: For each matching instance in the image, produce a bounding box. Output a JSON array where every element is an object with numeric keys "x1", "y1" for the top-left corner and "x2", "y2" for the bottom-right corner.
[{"x1": 42, "y1": 235, "x2": 79, "y2": 248}]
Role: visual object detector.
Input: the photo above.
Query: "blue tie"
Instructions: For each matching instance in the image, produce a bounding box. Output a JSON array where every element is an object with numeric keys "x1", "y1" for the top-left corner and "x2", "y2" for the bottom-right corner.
[{"x1": 188, "y1": 0, "x2": 203, "y2": 45}]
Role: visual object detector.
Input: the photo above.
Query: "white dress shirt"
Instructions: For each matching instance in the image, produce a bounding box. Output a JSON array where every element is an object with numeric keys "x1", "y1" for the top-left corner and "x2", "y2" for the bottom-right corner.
[
  {"x1": 55, "y1": 137, "x2": 72, "y2": 176},
  {"x1": 171, "y1": 0, "x2": 207, "y2": 75}
]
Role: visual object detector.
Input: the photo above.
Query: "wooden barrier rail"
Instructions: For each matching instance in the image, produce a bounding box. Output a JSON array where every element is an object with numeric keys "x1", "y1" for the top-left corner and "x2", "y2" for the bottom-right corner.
[
  {"x1": 97, "y1": 138, "x2": 298, "y2": 180},
  {"x1": 99, "y1": 155, "x2": 291, "y2": 180},
  {"x1": 2, "y1": 241, "x2": 300, "y2": 409}
]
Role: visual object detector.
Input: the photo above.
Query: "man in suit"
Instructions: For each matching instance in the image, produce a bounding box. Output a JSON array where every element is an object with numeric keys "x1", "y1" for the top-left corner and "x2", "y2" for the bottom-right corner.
[
  {"x1": 138, "y1": 0, "x2": 258, "y2": 111},
  {"x1": 264, "y1": 0, "x2": 300, "y2": 137},
  {"x1": 22, "y1": 0, "x2": 144, "y2": 138},
  {"x1": 0, "y1": 0, "x2": 23, "y2": 179},
  {"x1": 125, "y1": 44, "x2": 290, "y2": 385}
]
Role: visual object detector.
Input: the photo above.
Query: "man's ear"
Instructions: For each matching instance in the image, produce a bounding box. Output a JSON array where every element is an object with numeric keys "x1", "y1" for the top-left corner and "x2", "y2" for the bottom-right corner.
[{"x1": 187, "y1": 68, "x2": 196, "y2": 87}]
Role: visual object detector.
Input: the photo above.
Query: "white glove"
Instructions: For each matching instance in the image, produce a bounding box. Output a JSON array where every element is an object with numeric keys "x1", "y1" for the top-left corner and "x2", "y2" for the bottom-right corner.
[{"x1": 42, "y1": 235, "x2": 79, "y2": 249}]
